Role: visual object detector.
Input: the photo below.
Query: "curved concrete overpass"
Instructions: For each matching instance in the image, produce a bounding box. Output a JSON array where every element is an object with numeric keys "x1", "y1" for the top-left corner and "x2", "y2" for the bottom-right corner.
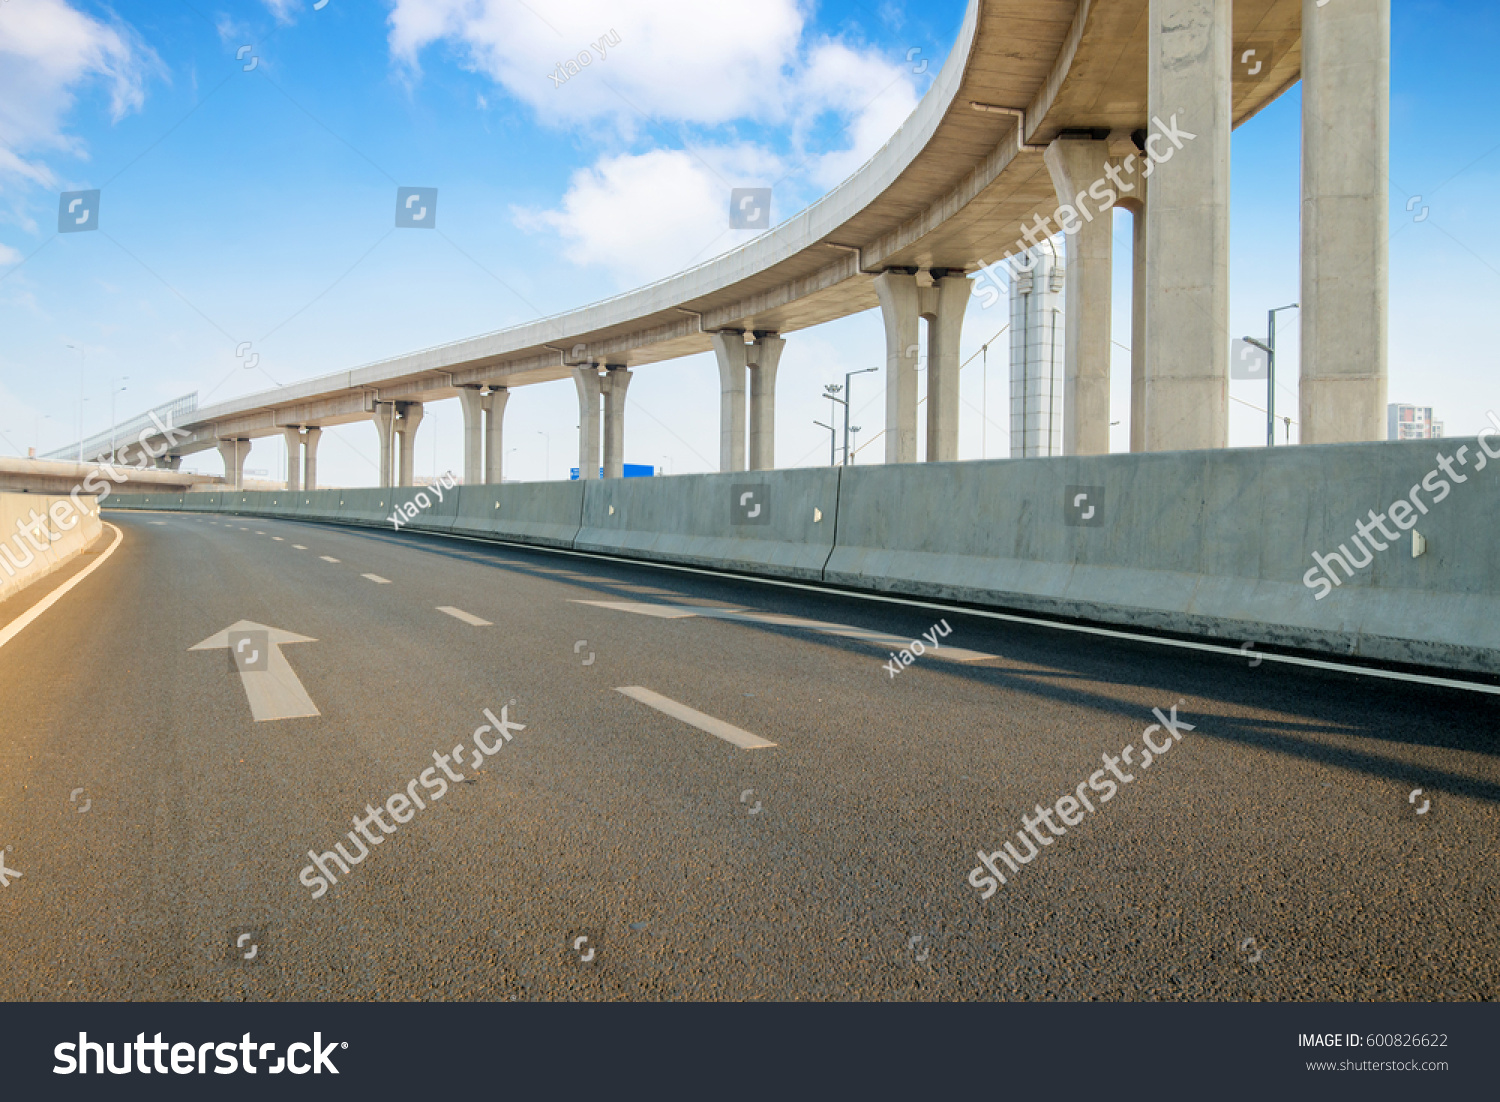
[{"x1": 103, "y1": 0, "x2": 1385, "y2": 490}]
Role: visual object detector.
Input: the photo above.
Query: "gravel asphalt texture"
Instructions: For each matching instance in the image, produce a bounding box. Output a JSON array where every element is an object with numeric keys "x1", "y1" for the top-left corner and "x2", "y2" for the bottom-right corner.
[{"x1": 0, "y1": 510, "x2": 1496, "y2": 1002}]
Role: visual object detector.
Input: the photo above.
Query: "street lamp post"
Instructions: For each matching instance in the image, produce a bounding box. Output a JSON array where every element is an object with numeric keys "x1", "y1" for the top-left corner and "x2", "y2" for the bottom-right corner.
[
  {"x1": 1242, "y1": 303, "x2": 1299, "y2": 447},
  {"x1": 536, "y1": 430, "x2": 550, "y2": 481},
  {"x1": 813, "y1": 420, "x2": 837, "y2": 466},
  {"x1": 841, "y1": 367, "x2": 878, "y2": 464},
  {"x1": 822, "y1": 385, "x2": 844, "y2": 466},
  {"x1": 66, "y1": 343, "x2": 85, "y2": 462},
  {"x1": 109, "y1": 376, "x2": 128, "y2": 462}
]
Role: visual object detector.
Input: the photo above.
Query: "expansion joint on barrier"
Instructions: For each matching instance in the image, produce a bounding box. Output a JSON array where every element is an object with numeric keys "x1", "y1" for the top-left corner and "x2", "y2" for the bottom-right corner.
[{"x1": 969, "y1": 102, "x2": 1047, "y2": 153}]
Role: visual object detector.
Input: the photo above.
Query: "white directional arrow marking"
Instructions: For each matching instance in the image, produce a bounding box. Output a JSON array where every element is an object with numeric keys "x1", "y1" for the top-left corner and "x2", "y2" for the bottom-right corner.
[{"x1": 189, "y1": 620, "x2": 321, "y2": 722}]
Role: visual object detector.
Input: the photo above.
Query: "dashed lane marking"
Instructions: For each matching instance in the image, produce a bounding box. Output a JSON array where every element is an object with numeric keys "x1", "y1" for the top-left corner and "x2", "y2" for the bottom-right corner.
[{"x1": 615, "y1": 686, "x2": 777, "y2": 750}]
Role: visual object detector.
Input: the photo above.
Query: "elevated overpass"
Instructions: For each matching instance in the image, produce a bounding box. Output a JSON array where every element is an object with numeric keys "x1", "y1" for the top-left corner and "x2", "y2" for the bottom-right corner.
[
  {"x1": 0, "y1": 456, "x2": 217, "y2": 497},
  {"x1": 96, "y1": 0, "x2": 1384, "y2": 493}
]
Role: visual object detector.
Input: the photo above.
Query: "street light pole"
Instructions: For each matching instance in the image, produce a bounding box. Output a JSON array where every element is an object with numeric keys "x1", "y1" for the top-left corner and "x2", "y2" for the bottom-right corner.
[
  {"x1": 814, "y1": 420, "x2": 837, "y2": 466},
  {"x1": 67, "y1": 343, "x2": 85, "y2": 462},
  {"x1": 841, "y1": 367, "x2": 878, "y2": 464},
  {"x1": 1243, "y1": 304, "x2": 1299, "y2": 447},
  {"x1": 109, "y1": 376, "x2": 128, "y2": 462},
  {"x1": 822, "y1": 385, "x2": 844, "y2": 466},
  {"x1": 536, "y1": 430, "x2": 550, "y2": 481}
]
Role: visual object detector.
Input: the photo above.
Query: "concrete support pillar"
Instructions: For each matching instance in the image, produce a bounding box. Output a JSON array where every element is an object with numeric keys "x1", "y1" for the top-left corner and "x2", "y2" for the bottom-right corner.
[
  {"x1": 303, "y1": 427, "x2": 321, "y2": 491},
  {"x1": 458, "y1": 387, "x2": 485, "y2": 485},
  {"x1": 601, "y1": 367, "x2": 632, "y2": 479},
  {"x1": 160, "y1": 455, "x2": 183, "y2": 471},
  {"x1": 282, "y1": 427, "x2": 303, "y2": 493},
  {"x1": 373, "y1": 402, "x2": 397, "y2": 488},
  {"x1": 748, "y1": 333, "x2": 784, "y2": 470},
  {"x1": 1130, "y1": 200, "x2": 1149, "y2": 452},
  {"x1": 572, "y1": 366, "x2": 602, "y2": 480},
  {"x1": 1045, "y1": 139, "x2": 1115, "y2": 456},
  {"x1": 1300, "y1": 0, "x2": 1389, "y2": 443},
  {"x1": 921, "y1": 273, "x2": 971, "y2": 462},
  {"x1": 1145, "y1": 0, "x2": 1231, "y2": 451},
  {"x1": 1104, "y1": 126, "x2": 1152, "y2": 454},
  {"x1": 709, "y1": 330, "x2": 749, "y2": 472},
  {"x1": 485, "y1": 388, "x2": 509, "y2": 484},
  {"x1": 216, "y1": 438, "x2": 249, "y2": 491},
  {"x1": 396, "y1": 402, "x2": 423, "y2": 488},
  {"x1": 874, "y1": 271, "x2": 921, "y2": 464}
]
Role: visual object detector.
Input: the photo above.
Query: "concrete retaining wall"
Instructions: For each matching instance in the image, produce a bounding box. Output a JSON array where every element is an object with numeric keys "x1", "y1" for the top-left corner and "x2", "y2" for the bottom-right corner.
[
  {"x1": 825, "y1": 439, "x2": 1500, "y2": 671},
  {"x1": 576, "y1": 469, "x2": 839, "y2": 580},
  {"x1": 98, "y1": 437, "x2": 1500, "y2": 672},
  {"x1": 0, "y1": 492, "x2": 105, "y2": 604},
  {"x1": 450, "y1": 482, "x2": 583, "y2": 548}
]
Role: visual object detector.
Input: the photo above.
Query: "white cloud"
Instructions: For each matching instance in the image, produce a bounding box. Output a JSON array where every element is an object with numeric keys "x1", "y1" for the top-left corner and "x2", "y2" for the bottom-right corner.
[
  {"x1": 402, "y1": 1, "x2": 925, "y2": 288},
  {"x1": 0, "y1": 242, "x2": 23, "y2": 266},
  {"x1": 388, "y1": 0, "x2": 805, "y2": 127},
  {"x1": 216, "y1": 13, "x2": 251, "y2": 46},
  {"x1": 261, "y1": 0, "x2": 301, "y2": 26},
  {"x1": 515, "y1": 145, "x2": 785, "y2": 286},
  {"x1": 792, "y1": 40, "x2": 920, "y2": 190},
  {"x1": 0, "y1": 0, "x2": 161, "y2": 188}
]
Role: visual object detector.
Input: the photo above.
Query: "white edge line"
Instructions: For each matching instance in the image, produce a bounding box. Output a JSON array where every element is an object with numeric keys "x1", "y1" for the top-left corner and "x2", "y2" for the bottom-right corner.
[
  {"x1": 175, "y1": 514, "x2": 1500, "y2": 698},
  {"x1": 421, "y1": 532, "x2": 1500, "y2": 697},
  {"x1": 0, "y1": 522, "x2": 125, "y2": 651}
]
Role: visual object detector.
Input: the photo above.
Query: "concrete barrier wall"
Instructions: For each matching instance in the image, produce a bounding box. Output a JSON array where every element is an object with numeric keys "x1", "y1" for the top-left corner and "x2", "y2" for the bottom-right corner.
[
  {"x1": 450, "y1": 481, "x2": 583, "y2": 547},
  {"x1": 96, "y1": 437, "x2": 1500, "y2": 672},
  {"x1": 0, "y1": 492, "x2": 105, "y2": 604},
  {"x1": 575, "y1": 469, "x2": 840, "y2": 579},
  {"x1": 398, "y1": 484, "x2": 461, "y2": 535},
  {"x1": 824, "y1": 439, "x2": 1500, "y2": 671},
  {"x1": 183, "y1": 492, "x2": 225, "y2": 511}
]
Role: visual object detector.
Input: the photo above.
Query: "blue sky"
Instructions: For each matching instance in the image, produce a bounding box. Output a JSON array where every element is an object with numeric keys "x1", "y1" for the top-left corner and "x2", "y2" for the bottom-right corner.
[{"x1": 0, "y1": 0, "x2": 1495, "y2": 486}]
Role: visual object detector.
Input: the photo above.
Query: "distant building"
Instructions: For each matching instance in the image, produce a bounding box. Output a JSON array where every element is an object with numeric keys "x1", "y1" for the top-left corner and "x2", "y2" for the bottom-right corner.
[
  {"x1": 1009, "y1": 241, "x2": 1066, "y2": 457},
  {"x1": 1387, "y1": 404, "x2": 1443, "y2": 441}
]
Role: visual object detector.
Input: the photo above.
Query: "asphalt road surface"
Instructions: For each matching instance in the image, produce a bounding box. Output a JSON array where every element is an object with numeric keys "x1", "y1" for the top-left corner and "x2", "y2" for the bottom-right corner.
[{"x1": 0, "y1": 510, "x2": 1496, "y2": 1001}]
